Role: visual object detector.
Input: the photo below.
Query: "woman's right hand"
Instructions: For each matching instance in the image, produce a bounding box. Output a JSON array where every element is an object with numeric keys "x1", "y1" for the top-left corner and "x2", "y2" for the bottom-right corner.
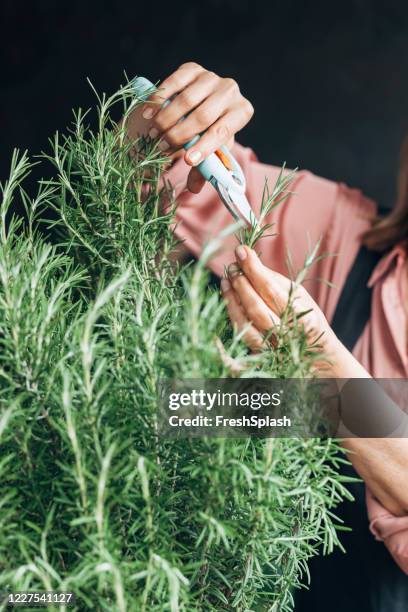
[{"x1": 138, "y1": 62, "x2": 254, "y2": 193}]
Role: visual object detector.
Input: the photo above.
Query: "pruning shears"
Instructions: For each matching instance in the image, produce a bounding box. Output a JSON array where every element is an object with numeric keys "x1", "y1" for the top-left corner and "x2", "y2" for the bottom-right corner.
[{"x1": 132, "y1": 76, "x2": 257, "y2": 227}]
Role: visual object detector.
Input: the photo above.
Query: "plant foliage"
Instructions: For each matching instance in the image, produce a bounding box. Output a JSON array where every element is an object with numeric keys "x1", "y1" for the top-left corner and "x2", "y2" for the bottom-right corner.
[{"x1": 0, "y1": 81, "x2": 351, "y2": 611}]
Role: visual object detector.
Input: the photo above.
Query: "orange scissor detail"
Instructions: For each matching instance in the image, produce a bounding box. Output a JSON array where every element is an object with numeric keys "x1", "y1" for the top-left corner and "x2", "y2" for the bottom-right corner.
[{"x1": 215, "y1": 149, "x2": 233, "y2": 171}]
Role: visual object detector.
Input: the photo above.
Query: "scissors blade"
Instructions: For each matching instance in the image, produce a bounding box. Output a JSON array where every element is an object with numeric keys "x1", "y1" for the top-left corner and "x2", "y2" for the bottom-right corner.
[{"x1": 215, "y1": 181, "x2": 258, "y2": 228}]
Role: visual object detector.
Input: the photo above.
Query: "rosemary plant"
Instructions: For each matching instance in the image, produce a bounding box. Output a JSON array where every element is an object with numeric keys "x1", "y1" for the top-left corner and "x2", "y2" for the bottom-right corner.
[{"x1": 0, "y1": 80, "x2": 351, "y2": 611}]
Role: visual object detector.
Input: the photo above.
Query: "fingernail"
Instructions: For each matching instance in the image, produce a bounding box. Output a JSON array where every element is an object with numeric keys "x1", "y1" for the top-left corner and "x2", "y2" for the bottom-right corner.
[
  {"x1": 220, "y1": 278, "x2": 231, "y2": 292},
  {"x1": 149, "y1": 128, "x2": 159, "y2": 139},
  {"x1": 236, "y1": 245, "x2": 247, "y2": 261},
  {"x1": 228, "y1": 263, "x2": 241, "y2": 278},
  {"x1": 142, "y1": 107, "x2": 154, "y2": 120},
  {"x1": 159, "y1": 140, "x2": 170, "y2": 151},
  {"x1": 187, "y1": 150, "x2": 202, "y2": 165}
]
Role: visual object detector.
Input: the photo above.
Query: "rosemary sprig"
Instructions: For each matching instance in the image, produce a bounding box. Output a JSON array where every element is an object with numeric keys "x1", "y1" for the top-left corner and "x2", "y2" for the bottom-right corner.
[{"x1": 239, "y1": 163, "x2": 298, "y2": 248}]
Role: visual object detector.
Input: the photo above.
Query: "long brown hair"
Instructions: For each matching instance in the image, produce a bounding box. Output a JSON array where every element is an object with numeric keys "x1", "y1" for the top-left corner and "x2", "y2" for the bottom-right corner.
[{"x1": 363, "y1": 135, "x2": 408, "y2": 252}]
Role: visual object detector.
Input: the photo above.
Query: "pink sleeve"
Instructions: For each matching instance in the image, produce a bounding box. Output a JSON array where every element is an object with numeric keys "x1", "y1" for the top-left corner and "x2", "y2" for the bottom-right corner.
[{"x1": 366, "y1": 488, "x2": 408, "y2": 574}]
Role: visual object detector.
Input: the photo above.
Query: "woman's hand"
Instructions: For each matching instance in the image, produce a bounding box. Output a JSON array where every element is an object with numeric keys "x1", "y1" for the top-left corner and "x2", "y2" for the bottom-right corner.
[
  {"x1": 140, "y1": 62, "x2": 254, "y2": 193},
  {"x1": 220, "y1": 245, "x2": 369, "y2": 379},
  {"x1": 221, "y1": 245, "x2": 335, "y2": 355}
]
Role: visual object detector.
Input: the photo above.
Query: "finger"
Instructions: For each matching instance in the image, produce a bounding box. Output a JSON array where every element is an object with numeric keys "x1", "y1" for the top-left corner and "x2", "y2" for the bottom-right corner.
[
  {"x1": 227, "y1": 264, "x2": 280, "y2": 333},
  {"x1": 234, "y1": 245, "x2": 293, "y2": 314},
  {"x1": 184, "y1": 102, "x2": 253, "y2": 166},
  {"x1": 187, "y1": 167, "x2": 206, "y2": 193},
  {"x1": 141, "y1": 62, "x2": 205, "y2": 120},
  {"x1": 150, "y1": 70, "x2": 219, "y2": 136},
  {"x1": 158, "y1": 89, "x2": 227, "y2": 155},
  {"x1": 221, "y1": 278, "x2": 265, "y2": 352}
]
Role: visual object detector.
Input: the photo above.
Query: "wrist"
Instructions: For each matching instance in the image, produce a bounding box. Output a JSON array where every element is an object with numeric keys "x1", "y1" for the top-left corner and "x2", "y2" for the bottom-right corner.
[{"x1": 323, "y1": 331, "x2": 370, "y2": 379}]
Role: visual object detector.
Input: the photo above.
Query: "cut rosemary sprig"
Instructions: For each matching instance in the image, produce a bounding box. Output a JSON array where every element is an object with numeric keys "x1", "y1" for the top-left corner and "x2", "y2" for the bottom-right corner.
[{"x1": 239, "y1": 163, "x2": 298, "y2": 248}]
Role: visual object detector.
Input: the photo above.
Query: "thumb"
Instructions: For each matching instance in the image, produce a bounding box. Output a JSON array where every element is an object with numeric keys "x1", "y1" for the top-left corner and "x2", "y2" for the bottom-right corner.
[{"x1": 187, "y1": 167, "x2": 206, "y2": 193}]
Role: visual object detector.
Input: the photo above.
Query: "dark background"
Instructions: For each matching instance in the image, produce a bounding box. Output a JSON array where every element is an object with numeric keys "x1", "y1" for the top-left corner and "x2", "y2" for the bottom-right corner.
[{"x1": 2, "y1": 0, "x2": 408, "y2": 210}]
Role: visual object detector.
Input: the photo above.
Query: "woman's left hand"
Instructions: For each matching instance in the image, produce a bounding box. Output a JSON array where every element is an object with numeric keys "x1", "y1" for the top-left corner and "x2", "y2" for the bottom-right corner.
[
  {"x1": 220, "y1": 245, "x2": 341, "y2": 374},
  {"x1": 222, "y1": 246, "x2": 408, "y2": 519}
]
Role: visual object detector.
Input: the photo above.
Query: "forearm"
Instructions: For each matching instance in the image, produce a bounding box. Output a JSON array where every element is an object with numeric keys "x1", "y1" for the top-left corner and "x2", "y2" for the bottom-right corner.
[
  {"x1": 330, "y1": 338, "x2": 408, "y2": 516},
  {"x1": 222, "y1": 245, "x2": 408, "y2": 519},
  {"x1": 344, "y1": 437, "x2": 408, "y2": 516}
]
